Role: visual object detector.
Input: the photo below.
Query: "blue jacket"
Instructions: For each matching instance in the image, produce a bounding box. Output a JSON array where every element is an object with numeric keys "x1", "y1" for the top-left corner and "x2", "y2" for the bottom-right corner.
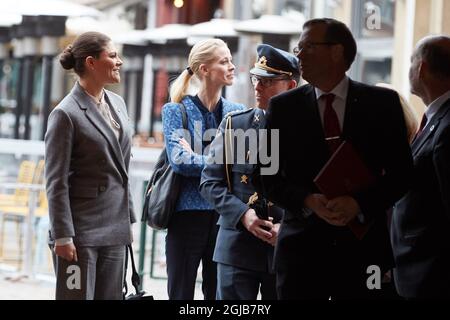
[{"x1": 162, "y1": 95, "x2": 245, "y2": 212}]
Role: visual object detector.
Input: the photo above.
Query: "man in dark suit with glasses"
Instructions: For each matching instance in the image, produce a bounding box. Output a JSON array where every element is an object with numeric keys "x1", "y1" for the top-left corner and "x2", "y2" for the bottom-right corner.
[{"x1": 258, "y1": 18, "x2": 413, "y2": 299}]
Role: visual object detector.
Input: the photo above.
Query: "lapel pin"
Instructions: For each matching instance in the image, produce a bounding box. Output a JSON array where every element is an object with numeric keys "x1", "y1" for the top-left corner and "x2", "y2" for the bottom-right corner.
[
  {"x1": 254, "y1": 114, "x2": 260, "y2": 122},
  {"x1": 240, "y1": 175, "x2": 248, "y2": 184},
  {"x1": 430, "y1": 125, "x2": 435, "y2": 131}
]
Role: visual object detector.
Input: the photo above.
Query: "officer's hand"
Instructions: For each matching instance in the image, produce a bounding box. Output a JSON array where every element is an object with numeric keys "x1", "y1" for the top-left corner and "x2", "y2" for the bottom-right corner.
[
  {"x1": 326, "y1": 196, "x2": 360, "y2": 226},
  {"x1": 265, "y1": 222, "x2": 280, "y2": 246},
  {"x1": 304, "y1": 193, "x2": 343, "y2": 226},
  {"x1": 241, "y1": 208, "x2": 273, "y2": 241},
  {"x1": 55, "y1": 243, "x2": 78, "y2": 262}
]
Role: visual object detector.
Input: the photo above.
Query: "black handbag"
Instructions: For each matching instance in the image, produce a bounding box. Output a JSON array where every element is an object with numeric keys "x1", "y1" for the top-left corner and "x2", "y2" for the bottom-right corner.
[
  {"x1": 141, "y1": 103, "x2": 188, "y2": 230},
  {"x1": 123, "y1": 244, "x2": 154, "y2": 300}
]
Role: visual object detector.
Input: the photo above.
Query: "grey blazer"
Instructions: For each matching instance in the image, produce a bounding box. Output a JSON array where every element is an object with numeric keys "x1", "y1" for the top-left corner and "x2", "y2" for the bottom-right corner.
[{"x1": 45, "y1": 82, "x2": 136, "y2": 247}]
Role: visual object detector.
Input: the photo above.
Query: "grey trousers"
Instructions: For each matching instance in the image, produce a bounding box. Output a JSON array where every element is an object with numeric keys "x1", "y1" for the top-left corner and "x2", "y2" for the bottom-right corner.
[{"x1": 52, "y1": 245, "x2": 125, "y2": 300}]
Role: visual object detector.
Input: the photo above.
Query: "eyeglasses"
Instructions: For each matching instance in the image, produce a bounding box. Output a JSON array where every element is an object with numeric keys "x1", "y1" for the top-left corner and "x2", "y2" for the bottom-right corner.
[
  {"x1": 293, "y1": 42, "x2": 338, "y2": 56},
  {"x1": 250, "y1": 75, "x2": 290, "y2": 88}
]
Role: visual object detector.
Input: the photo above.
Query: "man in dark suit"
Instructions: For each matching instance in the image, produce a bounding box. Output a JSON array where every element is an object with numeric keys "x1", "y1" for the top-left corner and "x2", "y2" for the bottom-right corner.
[
  {"x1": 200, "y1": 44, "x2": 299, "y2": 299},
  {"x1": 391, "y1": 35, "x2": 450, "y2": 299},
  {"x1": 258, "y1": 18, "x2": 413, "y2": 299}
]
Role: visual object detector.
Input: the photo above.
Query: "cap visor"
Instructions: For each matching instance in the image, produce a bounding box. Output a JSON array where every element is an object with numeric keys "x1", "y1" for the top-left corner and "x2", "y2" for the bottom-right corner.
[{"x1": 249, "y1": 67, "x2": 280, "y2": 78}]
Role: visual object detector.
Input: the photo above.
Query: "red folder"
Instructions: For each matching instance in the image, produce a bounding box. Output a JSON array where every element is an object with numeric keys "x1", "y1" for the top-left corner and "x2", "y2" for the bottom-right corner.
[{"x1": 314, "y1": 141, "x2": 376, "y2": 239}]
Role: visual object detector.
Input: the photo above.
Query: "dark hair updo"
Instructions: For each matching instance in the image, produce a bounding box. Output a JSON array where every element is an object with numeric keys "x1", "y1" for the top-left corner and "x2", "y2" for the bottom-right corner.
[{"x1": 59, "y1": 31, "x2": 111, "y2": 76}]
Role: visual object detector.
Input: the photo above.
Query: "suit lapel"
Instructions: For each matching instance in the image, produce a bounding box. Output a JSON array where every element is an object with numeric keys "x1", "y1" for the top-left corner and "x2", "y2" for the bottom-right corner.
[
  {"x1": 305, "y1": 85, "x2": 329, "y2": 159},
  {"x1": 72, "y1": 83, "x2": 128, "y2": 178},
  {"x1": 105, "y1": 93, "x2": 128, "y2": 149},
  {"x1": 412, "y1": 99, "x2": 450, "y2": 157},
  {"x1": 342, "y1": 80, "x2": 358, "y2": 139},
  {"x1": 104, "y1": 92, "x2": 130, "y2": 179},
  {"x1": 105, "y1": 93, "x2": 125, "y2": 142}
]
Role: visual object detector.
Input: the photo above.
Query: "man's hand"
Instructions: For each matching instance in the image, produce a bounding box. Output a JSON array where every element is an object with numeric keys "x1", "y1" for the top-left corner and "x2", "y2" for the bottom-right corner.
[
  {"x1": 241, "y1": 208, "x2": 274, "y2": 241},
  {"x1": 264, "y1": 221, "x2": 280, "y2": 246},
  {"x1": 304, "y1": 193, "x2": 342, "y2": 226},
  {"x1": 326, "y1": 196, "x2": 361, "y2": 226},
  {"x1": 54, "y1": 243, "x2": 78, "y2": 262}
]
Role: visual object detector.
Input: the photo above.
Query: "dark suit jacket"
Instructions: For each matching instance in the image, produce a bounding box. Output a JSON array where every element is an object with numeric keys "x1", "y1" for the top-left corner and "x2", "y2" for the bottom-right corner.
[
  {"x1": 200, "y1": 108, "x2": 283, "y2": 273},
  {"x1": 391, "y1": 97, "x2": 450, "y2": 298},
  {"x1": 260, "y1": 80, "x2": 413, "y2": 273}
]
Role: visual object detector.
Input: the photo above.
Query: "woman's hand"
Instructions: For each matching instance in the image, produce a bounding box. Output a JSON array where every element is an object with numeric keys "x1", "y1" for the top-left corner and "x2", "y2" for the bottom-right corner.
[
  {"x1": 55, "y1": 243, "x2": 78, "y2": 262},
  {"x1": 179, "y1": 137, "x2": 193, "y2": 153}
]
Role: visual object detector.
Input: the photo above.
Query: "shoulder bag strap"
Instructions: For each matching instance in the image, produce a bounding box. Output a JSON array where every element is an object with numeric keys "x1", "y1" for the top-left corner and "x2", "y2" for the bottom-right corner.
[
  {"x1": 179, "y1": 101, "x2": 188, "y2": 129},
  {"x1": 128, "y1": 244, "x2": 141, "y2": 293},
  {"x1": 123, "y1": 244, "x2": 141, "y2": 295}
]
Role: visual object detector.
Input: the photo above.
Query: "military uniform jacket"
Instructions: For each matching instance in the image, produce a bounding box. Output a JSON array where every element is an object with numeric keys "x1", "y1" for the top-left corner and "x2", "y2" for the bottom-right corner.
[{"x1": 200, "y1": 108, "x2": 283, "y2": 273}]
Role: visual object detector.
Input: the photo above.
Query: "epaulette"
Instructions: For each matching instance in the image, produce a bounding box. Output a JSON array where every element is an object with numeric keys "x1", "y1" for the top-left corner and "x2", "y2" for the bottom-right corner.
[{"x1": 225, "y1": 108, "x2": 254, "y2": 119}]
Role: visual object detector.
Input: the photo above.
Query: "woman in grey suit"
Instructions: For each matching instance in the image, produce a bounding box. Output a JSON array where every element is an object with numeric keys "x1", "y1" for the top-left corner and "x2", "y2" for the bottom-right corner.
[{"x1": 45, "y1": 32, "x2": 135, "y2": 300}]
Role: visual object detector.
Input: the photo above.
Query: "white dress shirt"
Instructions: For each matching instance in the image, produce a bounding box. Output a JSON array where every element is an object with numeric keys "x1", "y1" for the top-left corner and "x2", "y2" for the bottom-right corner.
[
  {"x1": 423, "y1": 90, "x2": 450, "y2": 129},
  {"x1": 303, "y1": 77, "x2": 364, "y2": 222}
]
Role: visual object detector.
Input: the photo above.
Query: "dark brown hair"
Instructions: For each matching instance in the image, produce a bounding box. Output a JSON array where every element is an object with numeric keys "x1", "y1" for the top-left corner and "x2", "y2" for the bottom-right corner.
[
  {"x1": 303, "y1": 18, "x2": 357, "y2": 71},
  {"x1": 59, "y1": 31, "x2": 111, "y2": 76}
]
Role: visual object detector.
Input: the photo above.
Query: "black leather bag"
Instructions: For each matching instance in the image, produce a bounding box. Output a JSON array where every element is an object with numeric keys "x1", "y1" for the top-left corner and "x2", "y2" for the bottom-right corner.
[
  {"x1": 141, "y1": 103, "x2": 187, "y2": 230},
  {"x1": 123, "y1": 245, "x2": 154, "y2": 300}
]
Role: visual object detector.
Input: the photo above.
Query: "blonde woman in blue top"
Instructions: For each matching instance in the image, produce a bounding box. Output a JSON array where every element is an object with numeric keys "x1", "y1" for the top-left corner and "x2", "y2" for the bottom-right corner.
[{"x1": 162, "y1": 38, "x2": 245, "y2": 300}]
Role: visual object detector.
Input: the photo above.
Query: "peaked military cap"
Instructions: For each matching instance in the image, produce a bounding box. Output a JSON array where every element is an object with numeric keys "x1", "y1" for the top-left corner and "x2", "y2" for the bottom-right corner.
[{"x1": 250, "y1": 44, "x2": 300, "y2": 78}]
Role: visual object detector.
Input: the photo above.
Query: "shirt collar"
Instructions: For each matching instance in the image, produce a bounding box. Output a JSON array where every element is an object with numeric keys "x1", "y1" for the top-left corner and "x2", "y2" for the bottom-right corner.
[
  {"x1": 84, "y1": 88, "x2": 105, "y2": 106},
  {"x1": 315, "y1": 76, "x2": 349, "y2": 102},
  {"x1": 192, "y1": 95, "x2": 222, "y2": 116},
  {"x1": 425, "y1": 90, "x2": 450, "y2": 122}
]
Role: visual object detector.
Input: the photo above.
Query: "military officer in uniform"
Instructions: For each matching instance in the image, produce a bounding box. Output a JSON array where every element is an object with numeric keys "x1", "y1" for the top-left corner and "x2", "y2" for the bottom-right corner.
[{"x1": 200, "y1": 44, "x2": 299, "y2": 300}]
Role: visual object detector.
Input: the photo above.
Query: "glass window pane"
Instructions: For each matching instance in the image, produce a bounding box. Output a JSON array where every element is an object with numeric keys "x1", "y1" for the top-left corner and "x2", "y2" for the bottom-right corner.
[
  {"x1": 361, "y1": 58, "x2": 392, "y2": 85},
  {"x1": 361, "y1": 0, "x2": 395, "y2": 38}
]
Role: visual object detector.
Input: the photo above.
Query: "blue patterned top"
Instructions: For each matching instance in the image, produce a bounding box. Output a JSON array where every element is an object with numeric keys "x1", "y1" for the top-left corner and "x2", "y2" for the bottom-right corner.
[{"x1": 162, "y1": 95, "x2": 246, "y2": 212}]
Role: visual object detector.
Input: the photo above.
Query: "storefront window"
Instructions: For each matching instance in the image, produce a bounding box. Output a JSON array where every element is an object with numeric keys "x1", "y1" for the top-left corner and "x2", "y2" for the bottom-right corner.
[
  {"x1": 361, "y1": 58, "x2": 392, "y2": 84},
  {"x1": 277, "y1": 0, "x2": 311, "y2": 19},
  {"x1": 359, "y1": 0, "x2": 395, "y2": 38},
  {"x1": 351, "y1": 0, "x2": 395, "y2": 85},
  {"x1": 0, "y1": 60, "x2": 19, "y2": 138}
]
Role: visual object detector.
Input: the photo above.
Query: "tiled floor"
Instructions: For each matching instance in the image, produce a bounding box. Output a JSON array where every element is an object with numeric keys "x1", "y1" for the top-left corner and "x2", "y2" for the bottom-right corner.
[
  {"x1": 0, "y1": 267, "x2": 203, "y2": 300},
  {"x1": 0, "y1": 222, "x2": 203, "y2": 300}
]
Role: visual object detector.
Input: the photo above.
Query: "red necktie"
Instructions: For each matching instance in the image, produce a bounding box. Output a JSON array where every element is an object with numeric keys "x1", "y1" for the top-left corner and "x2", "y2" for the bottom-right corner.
[
  {"x1": 417, "y1": 113, "x2": 428, "y2": 136},
  {"x1": 322, "y1": 94, "x2": 342, "y2": 154}
]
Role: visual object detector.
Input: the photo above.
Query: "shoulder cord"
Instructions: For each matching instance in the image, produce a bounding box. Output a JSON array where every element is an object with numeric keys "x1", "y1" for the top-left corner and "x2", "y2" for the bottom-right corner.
[{"x1": 225, "y1": 116, "x2": 233, "y2": 192}]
